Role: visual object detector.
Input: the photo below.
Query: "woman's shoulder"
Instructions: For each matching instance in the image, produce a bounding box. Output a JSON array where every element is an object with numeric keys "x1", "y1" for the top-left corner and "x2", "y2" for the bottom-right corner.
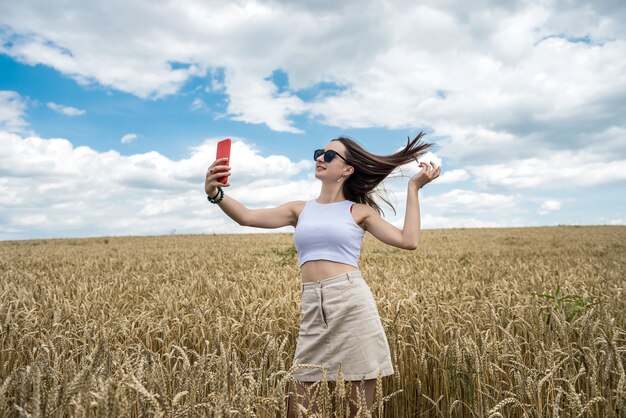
[{"x1": 292, "y1": 200, "x2": 309, "y2": 218}]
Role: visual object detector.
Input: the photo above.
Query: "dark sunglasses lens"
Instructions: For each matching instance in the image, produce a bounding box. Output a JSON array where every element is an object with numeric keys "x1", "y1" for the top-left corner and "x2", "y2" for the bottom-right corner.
[
  {"x1": 314, "y1": 149, "x2": 324, "y2": 160},
  {"x1": 324, "y1": 151, "x2": 336, "y2": 162}
]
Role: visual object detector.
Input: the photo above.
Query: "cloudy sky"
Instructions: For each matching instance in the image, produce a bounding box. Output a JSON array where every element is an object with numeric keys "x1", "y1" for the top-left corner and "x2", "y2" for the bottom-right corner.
[{"x1": 1, "y1": 0, "x2": 625, "y2": 240}]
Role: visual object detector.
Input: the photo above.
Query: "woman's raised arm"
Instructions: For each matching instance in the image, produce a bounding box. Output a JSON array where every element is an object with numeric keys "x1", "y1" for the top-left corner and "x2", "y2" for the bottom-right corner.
[
  {"x1": 205, "y1": 158, "x2": 300, "y2": 228},
  {"x1": 205, "y1": 157, "x2": 248, "y2": 226}
]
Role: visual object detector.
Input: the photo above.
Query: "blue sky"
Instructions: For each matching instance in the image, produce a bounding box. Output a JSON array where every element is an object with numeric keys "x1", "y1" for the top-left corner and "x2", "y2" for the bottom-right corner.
[{"x1": 0, "y1": 0, "x2": 625, "y2": 240}]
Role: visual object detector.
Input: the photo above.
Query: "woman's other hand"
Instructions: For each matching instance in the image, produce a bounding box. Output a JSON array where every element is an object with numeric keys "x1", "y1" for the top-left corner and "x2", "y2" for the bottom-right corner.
[
  {"x1": 205, "y1": 157, "x2": 231, "y2": 196},
  {"x1": 410, "y1": 160, "x2": 440, "y2": 189}
]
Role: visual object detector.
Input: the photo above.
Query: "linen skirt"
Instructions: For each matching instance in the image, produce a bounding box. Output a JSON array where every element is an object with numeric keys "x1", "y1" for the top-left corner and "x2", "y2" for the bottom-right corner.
[{"x1": 292, "y1": 270, "x2": 394, "y2": 382}]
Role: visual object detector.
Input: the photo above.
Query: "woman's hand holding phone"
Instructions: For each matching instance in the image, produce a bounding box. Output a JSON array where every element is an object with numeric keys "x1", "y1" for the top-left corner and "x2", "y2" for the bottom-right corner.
[{"x1": 205, "y1": 157, "x2": 231, "y2": 196}]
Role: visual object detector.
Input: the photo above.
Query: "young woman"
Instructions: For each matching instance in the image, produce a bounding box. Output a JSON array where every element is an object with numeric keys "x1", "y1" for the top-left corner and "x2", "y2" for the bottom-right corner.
[{"x1": 204, "y1": 133, "x2": 440, "y2": 417}]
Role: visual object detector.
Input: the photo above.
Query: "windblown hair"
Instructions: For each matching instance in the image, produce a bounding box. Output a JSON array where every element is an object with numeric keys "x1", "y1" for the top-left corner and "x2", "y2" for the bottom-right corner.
[{"x1": 333, "y1": 132, "x2": 434, "y2": 217}]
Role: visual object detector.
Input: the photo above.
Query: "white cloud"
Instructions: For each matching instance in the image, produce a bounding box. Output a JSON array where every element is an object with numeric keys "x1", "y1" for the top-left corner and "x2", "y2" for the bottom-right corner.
[
  {"x1": 47, "y1": 102, "x2": 85, "y2": 116},
  {"x1": 121, "y1": 133, "x2": 139, "y2": 144},
  {"x1": 437, "y1": 169, "x2": 471, "y2": 184},
  {"x1": 0, "y1": 90, "x2": 28, "y2": 133},
  {"x1": 0, "y1": 131, "x2": 315, "y2": 239},
  {"x1": 420, "y1": 214, "x2": 530, "y2": 229},
  {"x1": 1, "y1": 0, "x2": 623, "y2": 139},
  {"x1": 13, "y1": 214, "x2": 47, "y2": 225},
  {"x1": 585, "y1": 126, "x2": 626, "y2": 156},
  {"x1": 434, "y1": 125, "x2": 524, "y2": 164},
  {"x1": 539, "y1": 199, "x2": 561, "y2": 214},
  {"x1": 424, "y1": 189, "x2": 519, "y2": 214},
  {"x1": 468, "y1": 149, "x2": 626, "y2": 189},
  {"x1": 377, "y1": 185, "x2": 524, "y2": 230},
  {"x1": 206, "y1": 78, "x2": 225, "y2": 93},
  {"x1": 191, "y1": 98, "x2": 205, "y2": 111},
  {"x1": 224, "y1": 68, "x2": 307, "y2": 133}
]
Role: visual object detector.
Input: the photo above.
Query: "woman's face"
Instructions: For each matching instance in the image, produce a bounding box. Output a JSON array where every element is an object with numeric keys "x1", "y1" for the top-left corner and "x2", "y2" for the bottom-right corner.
[{"x1": 315, "y1": 142, "x2": 351, "y2": 180}]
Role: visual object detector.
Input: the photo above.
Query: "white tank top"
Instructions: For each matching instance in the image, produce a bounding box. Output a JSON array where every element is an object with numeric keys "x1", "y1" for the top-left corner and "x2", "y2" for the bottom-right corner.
[{"x1": 293, "y1": 199, "x2": 366, "y2": 268}]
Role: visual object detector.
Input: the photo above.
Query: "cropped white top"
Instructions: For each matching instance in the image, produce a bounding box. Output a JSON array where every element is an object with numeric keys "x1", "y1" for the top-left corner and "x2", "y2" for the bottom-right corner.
[{"x1": 293, "y1": 199, "x2": 366, "y2": 268}]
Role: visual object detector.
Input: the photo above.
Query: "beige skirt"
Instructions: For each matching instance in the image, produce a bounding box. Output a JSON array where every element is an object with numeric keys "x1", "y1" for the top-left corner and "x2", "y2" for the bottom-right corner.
[{"x1": 292, "y1": 270, "x2": 394, "y2": 382}]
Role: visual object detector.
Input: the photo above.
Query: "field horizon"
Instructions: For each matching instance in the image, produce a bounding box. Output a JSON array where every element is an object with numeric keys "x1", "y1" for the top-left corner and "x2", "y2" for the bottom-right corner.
[{"x1": 3, "y1": 223, "x2": 622, "y2": 244}]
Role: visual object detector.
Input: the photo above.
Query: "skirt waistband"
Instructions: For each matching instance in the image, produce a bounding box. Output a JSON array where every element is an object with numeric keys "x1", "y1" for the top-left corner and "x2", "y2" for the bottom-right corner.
[{"x1": 301, "y1": 270, "x2": 363, "y2": 290}]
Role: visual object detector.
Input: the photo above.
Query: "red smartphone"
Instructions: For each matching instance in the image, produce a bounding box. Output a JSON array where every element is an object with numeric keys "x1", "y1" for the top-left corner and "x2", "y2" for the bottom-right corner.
[{"x1": 216, "y1": 138, "x2": 231, "y2": 185}]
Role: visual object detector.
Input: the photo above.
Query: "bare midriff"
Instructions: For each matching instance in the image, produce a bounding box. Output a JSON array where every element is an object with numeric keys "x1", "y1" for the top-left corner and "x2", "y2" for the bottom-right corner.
[{"x1": 300, "y1": 259, "x2": 360, "y2": 283}]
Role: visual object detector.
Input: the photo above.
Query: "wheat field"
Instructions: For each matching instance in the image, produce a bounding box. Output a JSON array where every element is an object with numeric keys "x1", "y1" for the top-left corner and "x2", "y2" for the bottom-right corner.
[{"x1": 1, "y1": 225, "x2": 624, "y2": 417}]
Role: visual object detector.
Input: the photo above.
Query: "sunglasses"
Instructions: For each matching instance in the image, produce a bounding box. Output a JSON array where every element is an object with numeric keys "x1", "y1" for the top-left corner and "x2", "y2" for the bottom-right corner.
[{"x1": 314, "y1": 149, "x2": 350, "y2": 164}]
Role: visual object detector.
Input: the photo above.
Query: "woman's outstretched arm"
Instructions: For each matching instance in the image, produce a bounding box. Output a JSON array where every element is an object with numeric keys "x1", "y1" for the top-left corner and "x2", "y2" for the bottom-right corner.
[
  {"x1": 405, "y1": 160, "x2": 440, "y2": 247},
  {"x1": 210, "y1": 194, "x2": 249, "y2": 226},
  {"x1": 402, "y1": 183, "x2": 421, "y2": 249},
  {"x1": 360, "y1": 183, "x2": 421, "y2": 250},
  {"x1": 205, "y1": 158, "x2": 298, "y2": 228},
  {"x1": 362, "y1": 160, "x2": 439, "y2": 250}
]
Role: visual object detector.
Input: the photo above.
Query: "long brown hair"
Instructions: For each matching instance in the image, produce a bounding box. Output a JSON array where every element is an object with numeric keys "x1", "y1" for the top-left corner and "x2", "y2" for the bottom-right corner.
[{"x1": 333, "y1": 132, "x2": 435, "y2": 217}]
